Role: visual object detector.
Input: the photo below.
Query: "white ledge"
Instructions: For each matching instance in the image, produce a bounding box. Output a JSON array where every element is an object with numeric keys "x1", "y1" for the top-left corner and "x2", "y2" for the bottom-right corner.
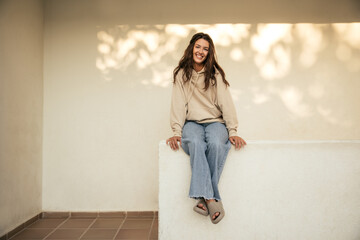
[
  {"x1": 160, "y1": 139, "x2": 360, "y2": 145},
  {"x1": 159, "y1": 140, "x2": 360, "y2": 240}
]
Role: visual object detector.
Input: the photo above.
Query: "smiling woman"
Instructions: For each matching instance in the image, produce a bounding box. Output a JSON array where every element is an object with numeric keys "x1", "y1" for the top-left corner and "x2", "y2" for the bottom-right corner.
[{"x1": 166, "y1": 32, "x2": 247, "y2": 224}]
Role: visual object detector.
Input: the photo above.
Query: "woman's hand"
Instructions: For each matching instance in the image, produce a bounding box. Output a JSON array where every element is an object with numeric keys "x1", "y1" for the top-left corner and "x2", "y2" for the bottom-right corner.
[
  {"x1": 166, "y1": 136, "x2": 182, "y2": 151},
  {"x1": 229, "y1": 136, "x2": 247, "y2": 150}
]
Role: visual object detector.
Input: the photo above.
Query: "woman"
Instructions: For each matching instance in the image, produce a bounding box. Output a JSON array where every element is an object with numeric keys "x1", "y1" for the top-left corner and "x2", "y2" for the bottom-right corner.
[{"x1": 166, "y1": 32, "x2": 246, "y2": 224}]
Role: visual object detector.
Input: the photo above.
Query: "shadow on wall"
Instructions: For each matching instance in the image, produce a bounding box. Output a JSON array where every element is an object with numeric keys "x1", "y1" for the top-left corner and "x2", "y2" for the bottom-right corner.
[{"x1": 95, "y1": 23, "x2": 360, "y2": 135}]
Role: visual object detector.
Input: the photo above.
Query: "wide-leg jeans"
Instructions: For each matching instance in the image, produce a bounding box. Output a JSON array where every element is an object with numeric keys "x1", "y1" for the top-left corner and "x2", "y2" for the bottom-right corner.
[{"x1": 181, "y1": 121, "x2": 231, "y2": 201}]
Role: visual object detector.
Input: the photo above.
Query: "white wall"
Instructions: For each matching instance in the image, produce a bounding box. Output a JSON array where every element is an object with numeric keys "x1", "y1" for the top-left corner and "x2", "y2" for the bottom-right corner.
[
  {"x1": 0, "y1": 0, "x2": 44, "y2": 236},
  {"x1": 42, "y1": 0, "x2": 360, "y2": 211}
]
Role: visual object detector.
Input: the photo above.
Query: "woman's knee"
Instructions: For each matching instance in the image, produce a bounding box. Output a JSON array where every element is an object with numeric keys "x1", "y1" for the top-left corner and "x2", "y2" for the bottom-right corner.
[
  {"x1": 206, "y1": 139, "x2": 224, "y2": 150},
  {"x1": 187, "y1": 138, "x2": 206, "y2": 150},
  {"x1": 206, "y1": 136, "x2": 231, "y2": 152},
  {"x1": 205, "y1": 123, "x2": 229, "y2": 142}
]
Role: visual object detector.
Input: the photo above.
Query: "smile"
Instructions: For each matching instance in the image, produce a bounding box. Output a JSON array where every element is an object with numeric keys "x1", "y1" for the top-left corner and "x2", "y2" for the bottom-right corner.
[{"x1": 195, "y1": 53, "x2": 204, "y2": 60}]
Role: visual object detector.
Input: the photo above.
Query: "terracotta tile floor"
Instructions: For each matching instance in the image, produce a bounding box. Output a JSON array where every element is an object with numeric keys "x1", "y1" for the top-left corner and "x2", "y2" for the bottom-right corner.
[{"x1": 9, "y1": 214, "x2": 158, "y2": 240}]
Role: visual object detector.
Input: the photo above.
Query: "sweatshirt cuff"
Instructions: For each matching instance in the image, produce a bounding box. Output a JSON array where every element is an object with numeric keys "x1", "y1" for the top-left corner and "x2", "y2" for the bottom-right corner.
[
  {"x1": 228, "y1": 129, "x2": 237, "y2": 137},
  {"x1": 173, "y1": 131, "x2": 182, "y2": 137}
]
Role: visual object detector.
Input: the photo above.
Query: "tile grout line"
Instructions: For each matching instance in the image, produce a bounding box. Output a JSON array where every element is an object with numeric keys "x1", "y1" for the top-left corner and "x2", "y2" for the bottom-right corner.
[
  {"x1": 77, "y1": 217, "x2": 98, "y2": 240},
  {"x1": 147, "y1": 212, "x2": 155, "y2": 240},
  {"x1": 41, "y1": 216, "x2": 71, "y2": 240},
  {"x1": 112, "y1": 213, "x2": 127, "y2": 240}
]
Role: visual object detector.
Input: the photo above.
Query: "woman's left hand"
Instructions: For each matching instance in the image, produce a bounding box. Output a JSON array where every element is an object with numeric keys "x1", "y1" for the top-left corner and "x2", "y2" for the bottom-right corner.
[{"x1": 229, "y1": 136, "x2": 247, "y2": 150}]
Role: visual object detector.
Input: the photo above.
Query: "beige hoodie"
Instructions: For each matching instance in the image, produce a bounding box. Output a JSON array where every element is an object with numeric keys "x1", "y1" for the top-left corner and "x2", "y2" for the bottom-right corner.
[{"x1": 170, "y1": 67, "x2": 238, "y2": 137}]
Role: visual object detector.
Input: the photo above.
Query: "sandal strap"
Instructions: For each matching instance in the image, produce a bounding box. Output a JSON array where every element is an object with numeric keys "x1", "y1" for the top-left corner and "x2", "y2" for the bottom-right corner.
[
  {"x1": 207, "y1": 201, "x2": 225, "y2": 224},
  {"x1": 207, "y1": 201, "x2": 223, "y2": 216}
]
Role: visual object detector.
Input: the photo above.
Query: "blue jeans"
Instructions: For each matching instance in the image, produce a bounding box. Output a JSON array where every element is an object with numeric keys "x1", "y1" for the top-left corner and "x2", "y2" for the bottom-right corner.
[{"x1": 181, "y1": 121, "x2": 231, "y2": 201}]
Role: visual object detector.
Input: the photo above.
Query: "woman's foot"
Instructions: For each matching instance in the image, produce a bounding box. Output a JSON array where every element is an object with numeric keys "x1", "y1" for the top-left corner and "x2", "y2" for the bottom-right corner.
[
  {"x1": 193, "y1": 198, "x2": 209, "y2": 216},
  {"x1": 207, "y1": 200, "x2": 225, "y2": 224},
  {"x1": 196, "y1": 203, "x2": 207, "y2": 211},
  {"x1": 206, "y1": 199, "x2": 220, "y2": 220}
]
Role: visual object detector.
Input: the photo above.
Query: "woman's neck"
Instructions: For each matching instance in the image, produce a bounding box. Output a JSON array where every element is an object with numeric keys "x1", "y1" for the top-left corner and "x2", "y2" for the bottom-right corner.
[{"x1": 193, "y1": 63, "x2": 204, "y2": 72}]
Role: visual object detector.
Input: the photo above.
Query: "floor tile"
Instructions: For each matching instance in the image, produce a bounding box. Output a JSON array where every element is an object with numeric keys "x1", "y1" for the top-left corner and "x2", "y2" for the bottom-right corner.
[
  {"x1": 152, "y1": 221, "x2": 158, "y2": 228},
  {"x1": 10, "y1": 229, "x2": 53, "y2": 240},
  {"x1": 71, "y1": 212, "x2": 97, "y2": 218},
  {"x1": 127, "y1": 212, "x2": 154, "y2": 218},
  {"x1": 149, "y1": 228, "x2": 158, "y2": 239},
  {"x1": 42, "y1": 212, "x2": 70, "y2": 219},
  {"x1": 80, "y1": 229, "x2": 117, "y2": 239},
  {"x1": 121, "y1": 220, "x2": 152, "y2": 229},
  {"x1": 45, "y1": 229, "x2": 85, "y2": 239},
  {"x1": 98, "y1": 212, "x2": 126, "y2": 218},
  {"x1": 90, "y1": 218, "x2": 124, "y2": 229},
  {"x1": 60, "y1": 219, "x2": 94, "y2": 228},
  {"x1": 125, "y1": 217, "x2": 153, "y2": 220},
  {"x1": 7, "y1": 224, "x2": 25, "y2": 239},
  {"x1": 5, "y1": 212, "x2": 158, "y2": 240},
  {"x1": 24, "y1": 215, "x2": 41, "y2": 228},
  {"x1": 28, "y1": 219, "x2": 67, "y2": 229},
  {"x1": 149, "y1": 222, "x2": 158, "y2": 239},
  {"x1": 115, "y1": 229, "x2": 150, "y2": 239}
]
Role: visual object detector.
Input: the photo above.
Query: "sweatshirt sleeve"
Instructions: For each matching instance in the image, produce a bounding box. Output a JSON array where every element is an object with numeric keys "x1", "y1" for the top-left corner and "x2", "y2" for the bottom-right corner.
[
  {"x1": 170, "y1": 77, "x2": 187, "y2": 137},
  {"x1": 216, "y1": 76, "x2": 239, "y2": 137}
]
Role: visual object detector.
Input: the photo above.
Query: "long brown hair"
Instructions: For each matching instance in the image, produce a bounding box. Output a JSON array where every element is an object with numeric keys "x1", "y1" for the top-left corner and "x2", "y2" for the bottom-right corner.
[{"x1": 173, "y1": 32, "x2": 229, "y2": 90}]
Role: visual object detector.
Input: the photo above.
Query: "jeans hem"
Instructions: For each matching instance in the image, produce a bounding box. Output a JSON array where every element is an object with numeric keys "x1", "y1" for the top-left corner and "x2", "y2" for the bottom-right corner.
[{"x1": 189, "y1": 195, "x2": 221, "y2": 201}]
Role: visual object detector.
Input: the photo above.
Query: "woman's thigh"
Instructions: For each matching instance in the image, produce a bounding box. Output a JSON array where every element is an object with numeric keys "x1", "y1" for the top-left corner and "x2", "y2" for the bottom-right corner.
[
  {"x1": 204, "y1": 122, "x2": 229, "y2": 144},
  {"x1": 181, "y1": 121, "x2": 206, "y2": 154},
  {"x1": 182, "y1": 121, "x2": 205, "y2": 140}
]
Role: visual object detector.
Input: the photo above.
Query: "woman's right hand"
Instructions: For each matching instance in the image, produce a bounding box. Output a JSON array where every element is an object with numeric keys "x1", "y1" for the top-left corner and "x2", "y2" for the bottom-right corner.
[{"x1": 166, "y1": 136, "x2": 182, "y2": 151}]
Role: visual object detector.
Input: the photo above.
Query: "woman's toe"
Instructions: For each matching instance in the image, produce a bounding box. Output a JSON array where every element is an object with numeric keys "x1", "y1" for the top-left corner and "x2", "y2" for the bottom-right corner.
[
  {"x1": 197, "y1": 203, "x2": 206, "y2": 211},
  {"x1": 212, "y1": 212, "x2": 220, "y2": 220}
]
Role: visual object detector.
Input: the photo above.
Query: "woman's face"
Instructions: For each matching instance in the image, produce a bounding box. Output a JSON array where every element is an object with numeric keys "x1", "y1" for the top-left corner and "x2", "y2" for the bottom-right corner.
[{"x1": 193, "y1": 38, "x2": 209, "y2": 67}]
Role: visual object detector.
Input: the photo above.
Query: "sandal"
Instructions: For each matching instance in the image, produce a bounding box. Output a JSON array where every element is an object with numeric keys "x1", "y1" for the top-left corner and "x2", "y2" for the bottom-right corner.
[
  {"x1": 193, "y1": 198, "x2": 209, "y2": 216},
  {"x1": 207, "y1": 200, "x2": 225, "y2": 224}
]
